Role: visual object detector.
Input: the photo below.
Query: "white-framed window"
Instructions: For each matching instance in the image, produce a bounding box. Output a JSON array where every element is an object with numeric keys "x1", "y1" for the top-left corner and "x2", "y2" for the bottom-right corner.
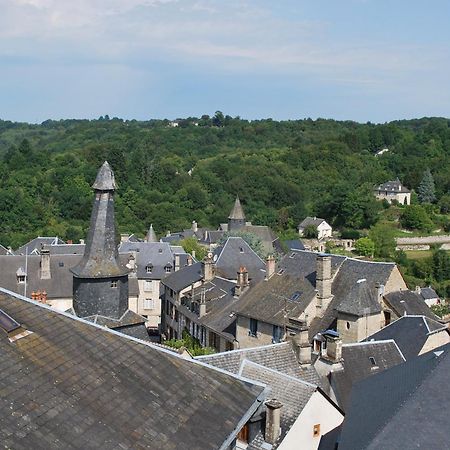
[
  {"x1": 165, "y1": 265, "x2": 172, "y2": 273},
  {"x1": 17, "y1": 275, "x2": 26, "y2": 284},
  {"x1": 144, "y1": 298, "x2": 155, "y2": 310},
  {"x1": 146, "y1": 264, "x2": 153, "y2": 274},
  {"x1": 111, "y1": 280, "x2": 118, "y2": 288},
  {"x1": 144, "y1": 280, "x2": 153, "y2": 292}
]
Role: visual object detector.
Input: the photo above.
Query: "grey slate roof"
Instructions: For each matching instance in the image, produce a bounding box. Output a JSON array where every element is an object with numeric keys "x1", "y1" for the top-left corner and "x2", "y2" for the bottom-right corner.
[
  {"x1": 48, "y1": 244, "x2": 86, "y2": 255},
  {"x1": 228, "y1": 196, "x2": 246, "y2": 220},
  {"x1": 364, "y1": 315, "x2": 448, "y2": 360},
  {"x1": 214, "y1": 237, "x2": 266, "y2": 282},
  {"x1": 383, "y1": 290, "x2": 440, "y2": 320},
  {"x1": 376, "y1": 178, "x2": 410, "y2": 193},
  {"x1": 92, "y1": 160, "x2": 116, "y2": 190},
  {"x1": 0, "y1": 288, "x2": 266, "y2": 450},
  {"x1": 197, "y1": 341, "x2": 321, "y2": 385},
  {"x1": 284, "y1": 240, "x2": 305, "y2": 251},
  {"x1": 338, "y1": 344, "x2": 450, "y2": 450},
  {"x1": 420, "y1": 286, "x2": 439, "y2": 300},
  {"x1": 162, "y1": 261, "x2": 203, "y2": 292},
  {"x1": 0, "y1": 253, "x2": 139, "y2": 300},
  {"x1": 16, "y1": 236, "x2": 65, "y2": 255},
  {"x1": 119, "y1": 241, "x2": 189, "y2": 280},
  {"x1": 298, "y1": 217, "x2": 328, "y2": 229},
  {"x1": 145, "y1": 224, "x2": 158, "y2": 243},
  {"x1": 336, "y1": 278, "x2": 381, "y2": 316},
  {"x1": 330, "y1": 340, "x2": 405, "y2": 411}
]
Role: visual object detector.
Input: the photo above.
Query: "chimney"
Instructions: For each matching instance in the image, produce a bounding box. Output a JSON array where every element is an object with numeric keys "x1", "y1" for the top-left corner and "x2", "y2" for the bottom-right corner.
[
  {"x1": 79, "y1": 239, "x2": 85, "y2": 245},
  {"x1": 67, "y1": 240, "x2": 73, "y2": 245},
  {"x1": 235, "y1": 266, "x2": 249, "y2": 297},
  {"x1": 166, "y1": 230, "x2": 171, "y2": 237},
  {"x1": 120, "y1": 233, "x2": 129, "y2": 243},
  {"x1": 265, "y1": 399, "x2": 283, "y2": 445},
  {"x1": 202, "y1": 252, "x2": 215, "y2": 281},
  {"x1": 415, "y1": 285, "x2": 421, "y2": 294},
  {"x1": 265, "y1": 255, "x2": 276, "y2": 280},
  {"x1": 376, "y1": 283, "x2": 385, "y2": 302},
  {"x1": 316, "y1": 254, "x2": 332, "y2": 312},
  {"x1": 199, "y1": 288, "x2": 207, "y2": 318},
  {"x1": 40, "y1": 247, "x2": 51, "y2": 280},
  {"x1": 187, "y1": 255, "x2": 193, "y2": 266},
  {"x1": 288, "y1": 318, "x2": 311, "y2": 365},
  {"x1": 325, "y1": 335, "x2": 342, "y2": 363},
  {"x1": 174, "y1": 253, "x2": 181, "y2": 271},
  {"x1": 192, "y1": 220, "x2": 198, "y2": 233},
  {"x1": 126, "y1": 253, "x2": 137, "y2": 277}
]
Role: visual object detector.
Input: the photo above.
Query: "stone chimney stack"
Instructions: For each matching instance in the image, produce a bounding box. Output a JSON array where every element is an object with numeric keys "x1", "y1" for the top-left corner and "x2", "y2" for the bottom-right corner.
[
  {"x1": 265, "y1": 399, "x2": 283, "y2": 445},
  {"x1": 192, "y1": 220, "x2": 198, "y2": 233},
  {"x1": 316, "y1": 254, "x2": 333, "y2": 313},
  {"x1": 326, "y1": 335, "x2": 343, "y2": 363},
  {"x1": 40, "y1": 246, "x2": 51, "y2": 280},
  {"x1": 187, "y1": 255, "x2": 193, "y2": 266},
  {"x1": 126, "y1": 253, "x2": 137, "y2": 277},
  {"x1": 265, "y1": 255, "x2": 276, "y2": 280},
  {"x1": 288, "y1": 318, "x2": 311, "y2": 365},
  {"x1": 235, "y1": 266, "x2": 249, "y2": 297},
  {"x1": 174, "y1": 253, "x2": 181, "y2": 271},
  {"x1": 199, "y1": 288, "x2": 207, "y2": 318},
  {"x1": 202, "y1": 252, "x2": 215, "y2": 282}
]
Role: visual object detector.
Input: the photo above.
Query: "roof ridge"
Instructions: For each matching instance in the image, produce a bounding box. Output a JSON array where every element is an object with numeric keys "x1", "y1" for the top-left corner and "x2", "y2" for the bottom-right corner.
[
  {"x1": 195, "y1": 341, "x2": 288, "y2": 359},
  {"x1": 240, "y1": 359, "x2": 318, "y2": 388},
  {"x1": 344, "y1": 339, "x2": 399, "y2": 348}
]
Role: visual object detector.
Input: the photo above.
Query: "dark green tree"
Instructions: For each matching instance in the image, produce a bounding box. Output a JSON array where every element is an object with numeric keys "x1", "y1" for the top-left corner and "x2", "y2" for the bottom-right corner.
[{"x1": 417, "y1": 168, "x2": 436, "y2": 203}]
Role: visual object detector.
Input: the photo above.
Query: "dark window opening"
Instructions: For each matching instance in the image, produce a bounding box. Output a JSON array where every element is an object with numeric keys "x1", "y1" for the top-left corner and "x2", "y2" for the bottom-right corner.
[{"x1": 249, "y1": 318, "x2": 258, "y2": 337}]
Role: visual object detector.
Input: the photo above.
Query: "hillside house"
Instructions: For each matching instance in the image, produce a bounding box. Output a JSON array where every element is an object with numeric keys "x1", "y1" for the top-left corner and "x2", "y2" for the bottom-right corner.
[
  {"x1": 298, "y1": 217, "x2": 332, "y2": 240},
  {"x1": 374, "y1": 178, "x2": 411, "y2": 205}
]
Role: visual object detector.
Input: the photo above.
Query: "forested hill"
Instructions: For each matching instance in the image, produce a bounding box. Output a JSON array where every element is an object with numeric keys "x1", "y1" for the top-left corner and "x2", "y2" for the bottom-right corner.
[{"x1": 1, "y1": 115, "x2": 450, "y2": 248}]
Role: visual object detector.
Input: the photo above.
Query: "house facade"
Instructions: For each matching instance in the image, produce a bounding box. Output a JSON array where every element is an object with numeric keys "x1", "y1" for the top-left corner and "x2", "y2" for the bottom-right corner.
[
  {"x1": 374, "y1": 178, "x2": 411, "y2": 205},
  {"x1": 298, "y1": 217, "x2": 332, "y2": 240}
]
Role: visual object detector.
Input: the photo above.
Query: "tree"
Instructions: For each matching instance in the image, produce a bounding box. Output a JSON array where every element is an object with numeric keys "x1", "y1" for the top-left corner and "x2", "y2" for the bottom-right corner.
[
  {"x1": 303, "y1": 224, "x2": 318, "y2": 239},
  {"x1": 355, "y1": 237, "x2": 375, "y2": 257},
  {"x1": 369, "y1": 223, "x2": 396, "y2": 258},
  {"x1": 417, "y1": 168, "x2": 436, "y2": 203},
  {"x1": 178, "y1": 237, "x2": 207, "y2": 261},
  {"x1": 432, "y1": 249, "x2": 450, "y2": 282},
  {"x1": 400, "y1": 205, "x2": 434, "y2": 232}
]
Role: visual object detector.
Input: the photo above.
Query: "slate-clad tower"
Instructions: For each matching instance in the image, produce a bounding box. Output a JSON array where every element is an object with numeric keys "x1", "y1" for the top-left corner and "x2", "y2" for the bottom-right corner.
[
  {"x1": 228, "y1": 196, "x2": 246, "y2": 231},
  {"x1": 71, "y1": 161, "x2": 130, "y2": 319}
]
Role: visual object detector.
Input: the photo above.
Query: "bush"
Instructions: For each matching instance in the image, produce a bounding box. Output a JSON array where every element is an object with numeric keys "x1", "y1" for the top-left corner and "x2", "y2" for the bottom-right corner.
[
  {"x1": 340, "y1": 229, "x2": 361, "y2": 239},
  {"x1": 355, "y1": 237, "x2": 375, "y2": 257},
  {"x1": 303, "y1": 224, "x2": 319, "y2": 239},
  {"x1": 400, "y1": 205, "x2": 434, "y2": 232}
]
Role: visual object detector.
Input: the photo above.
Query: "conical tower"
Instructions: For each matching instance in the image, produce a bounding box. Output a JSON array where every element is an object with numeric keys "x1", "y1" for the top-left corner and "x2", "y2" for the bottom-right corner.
[
  {"x1": 146, "y1": 224, "x2": 157, "y2": 243},
  {"x1": 228, "y1": 196, "x2": 246, "y2": 231},
  {"x1": 71, "y1": 161, "x2": 130, "y2": 319}
]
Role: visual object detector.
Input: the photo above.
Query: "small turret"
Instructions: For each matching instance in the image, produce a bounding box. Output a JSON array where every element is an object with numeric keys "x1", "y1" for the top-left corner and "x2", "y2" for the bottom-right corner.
[
  {"x1": 146, "y1": 224, "x2": 157, "y2": 243},
  {"x1": 228, "y1": 196, "x2": 246, "y2": 231}
]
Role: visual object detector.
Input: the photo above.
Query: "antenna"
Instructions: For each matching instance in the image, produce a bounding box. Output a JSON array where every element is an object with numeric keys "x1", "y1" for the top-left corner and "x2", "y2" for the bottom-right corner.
[{"x1": 24, "y1": 246, "x2": 28, "y2": 298}]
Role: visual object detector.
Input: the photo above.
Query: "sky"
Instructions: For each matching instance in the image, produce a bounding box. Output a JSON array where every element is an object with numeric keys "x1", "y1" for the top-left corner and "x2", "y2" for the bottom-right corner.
[{"x1": 1, "y1": 0, "x2": 450, "y2": 123}]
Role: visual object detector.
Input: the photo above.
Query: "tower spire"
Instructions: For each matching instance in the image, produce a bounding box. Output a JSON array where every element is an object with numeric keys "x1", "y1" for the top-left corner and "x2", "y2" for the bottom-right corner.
[
  {"x1": 228, "y1": 196, "x2": 246, "y2": 231},
  {"x1": 146, "y1": 224, "x2": 157, "y2": 243},
  {"x1": 71, "y1": 161, "x2": 129, "y2": 319}
]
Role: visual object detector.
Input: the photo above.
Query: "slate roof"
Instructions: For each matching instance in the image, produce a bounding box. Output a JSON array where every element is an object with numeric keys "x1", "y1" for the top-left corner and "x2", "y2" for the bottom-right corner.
[
  {"x1": 0, "y1": 288, "x2": 266, "y2": 449},
  {"x1": 92, "y1": 160, "x2": 116, "y2": 190},
  {"x1": 298, "y1": 217, "x2": 328, "y2": 229},
  {"x1": 0, "y1": 244, "x2": 14, "y2": 256},
  {"x1": 336, "y1": 278, "x2": 381, "y2": 316},
  {"x1": 0, "y1": 253, "x2": 139, "y2": 300},
  {"x1": 162, "y1": 262, "x2": 204, "y2": 292},
  {"x1": 119, "y1": 241, "x2": 189, "y2": 280},
  {"x1": 364, "y1": 315, "x2": 448, "y2": 360},
  {"x1": 338, "y1": 344, "x2": 450, "y2": 449},
  {"x1": 376, "y1": 178, "x2": 410, "y2": 193},
  {"x1": 228, "y1": 196, "x2": 246, "y2": 220},
  {"x1": 383, "y1": 290, "x2": 440, "y2": 320},
  {"x1": 48, "y1": 244, "x2": 86, "y2": 255},
  {"x1": 145, "y1": 224, "x2": 158, "y2": 243},
  {"x1": 214, "y1": 237, "x2": 266, "y2": 282},
  {"x1": 420, "y1": 286, "x2": 439, "y2": 300},
  {"x1": 330, "y1": 340, "x2": 405, "y2": 411},
  {"x1": 197, "y1": 341, "x2": 321, "y2": 385},
  {"x1": 16, "y1": 236, "x2": 65, "y2": 255},
  {"x1": 284, "y1": 240, "x2": 305, "y2": 251}
]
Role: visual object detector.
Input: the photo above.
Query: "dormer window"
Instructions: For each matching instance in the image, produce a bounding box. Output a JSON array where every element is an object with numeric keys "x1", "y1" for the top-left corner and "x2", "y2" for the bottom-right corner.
[
  {"x1": 16, "y1": 267, "x2": 27, "y2": 284},
  {"x1": 369, "y1": 356, "x2": 377, "y2": 366},
  {"x1": 146, "y1": 264, "x2": 153, "y2": 274},
  {"x1": 17, "y1": 275, "x2": 26, "y2": 284},
  {"x1": 111, "y1": 280, "x2": 118, "y2": 288},
  {"x1": 239, "y1": 247, "x2": 244, "y2": 253},
  {"x1": 165, "y1": 265, "x2": 172, "y2": 273}
]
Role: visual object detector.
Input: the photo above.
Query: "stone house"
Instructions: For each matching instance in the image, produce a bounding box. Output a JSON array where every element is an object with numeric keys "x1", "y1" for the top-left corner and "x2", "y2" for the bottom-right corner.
[
  {"x1": 374, "y1": 178, "x2": 411, "y2": 205},
  {"x1": 234, "y1": 250, "x2": 408, "y2": 349},
  {"x1": 298, "y1": 217, "x2": 332, "y2": 240}
]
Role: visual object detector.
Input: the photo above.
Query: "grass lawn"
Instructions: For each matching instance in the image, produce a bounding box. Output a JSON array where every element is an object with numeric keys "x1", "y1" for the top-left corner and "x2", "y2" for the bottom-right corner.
[{"x1": 404, "y1": 250, "x2": 432, "y2": 259}]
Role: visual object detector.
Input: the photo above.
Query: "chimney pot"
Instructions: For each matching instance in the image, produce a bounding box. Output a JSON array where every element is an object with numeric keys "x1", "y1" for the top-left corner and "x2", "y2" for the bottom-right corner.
[
  {"x1": 265, "y1": 255, "x2": 276, "y2": 280},
  {"x1": 265, "y1": 399, "x2": 283, "y2": 445}
]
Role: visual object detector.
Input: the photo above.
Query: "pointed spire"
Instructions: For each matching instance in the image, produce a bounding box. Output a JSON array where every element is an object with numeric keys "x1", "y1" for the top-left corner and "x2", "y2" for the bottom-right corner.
[
  {"x1": 71, "y1": 162, "x2": 128, "y2": 279},
  {"x1": 92, "y1": 161, "x2": 116, "y2": 191},
  {"x1": 146, "y1": 224, "x2": 157, "y2": 243},
  {"x1": 228, "y1": 196, "x2": 245, "y2": 220}
]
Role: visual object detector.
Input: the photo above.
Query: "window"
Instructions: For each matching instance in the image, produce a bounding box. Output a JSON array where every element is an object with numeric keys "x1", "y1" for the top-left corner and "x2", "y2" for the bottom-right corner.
[
  {"x1": 272, "y1": 325, "x2": 283, "y2": 343},
  {"x1": 239, "y1": 247, "x2": 244, "y2": 253},
  {"x1": 144, "y1": 298, "x2": 155, "y2": 310},
  {"x1": 146, "y1": 264, "x2": 153, "y2": 274},
  {"x1": 17, "y1": 275, "x2": 26, "y2": 284},
  {"x1": 313, "y1": 424, "x2": 321, "y2": 437},
  {"x1": 111, "y1": 280, "x2": 118, "y2": 288},
  {"x1": 249, "y1": 318, "x2": 258, "y2": 337},
  {"x1": 59, "y1": 262, "x2": 64, "y2": 267},
  {"x1": 346, "y1": 321, "x2": 350, "y2": 330},
  {"x1": 165, "y1": 265, "x2": 172, "y2": 273},
  {"x1": 369, "y1": 356, "x2": 377, "y2": 366},
  {"x1": 144, "y1": 280, "x2": 153, "y2": 292}
]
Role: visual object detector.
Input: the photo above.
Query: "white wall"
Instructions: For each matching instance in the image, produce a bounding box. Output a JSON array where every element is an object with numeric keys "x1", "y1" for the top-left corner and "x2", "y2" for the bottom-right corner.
[{"x1": 278, "y1": 391, "x2": 344, "y2": 450}]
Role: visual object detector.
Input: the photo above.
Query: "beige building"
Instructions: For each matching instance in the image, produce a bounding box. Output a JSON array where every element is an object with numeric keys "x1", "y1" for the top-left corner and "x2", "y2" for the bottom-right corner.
[{"x1": 374, "y1": 178, "x2": 411, "y2": 205}]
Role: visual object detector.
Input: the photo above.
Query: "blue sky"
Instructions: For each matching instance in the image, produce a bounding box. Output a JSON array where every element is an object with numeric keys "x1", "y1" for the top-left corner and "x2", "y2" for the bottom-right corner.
[{"x1": 1, "y1": 0, "x2": 449, "y2": 123}]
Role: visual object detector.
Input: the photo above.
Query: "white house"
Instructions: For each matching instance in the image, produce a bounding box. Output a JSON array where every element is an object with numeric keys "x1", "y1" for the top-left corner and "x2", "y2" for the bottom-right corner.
[{"x1": 298, "y1": 217, "x2": 332, "y2": 240}]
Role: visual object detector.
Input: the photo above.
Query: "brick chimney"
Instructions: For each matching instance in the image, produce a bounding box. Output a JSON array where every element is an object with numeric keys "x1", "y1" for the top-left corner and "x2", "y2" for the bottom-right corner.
[
  {"x1": 265, "y1": 399, "x2": 283, "y2": 445},
  {"x1": 235, "y1": 266, "x2": 249, "y2": 297},
  {"x1": 316, "y1": 254, "x2": 332, "y2": 313},
  {"x1": 265, "y1": 255, "x2": 276, "y2": 280},
  {"x1": 40, "y1": 246, "x2": 51, "y2": 280},
  {"x1": 202, "y1": 252, "x2": 215, "y2": 281}
]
